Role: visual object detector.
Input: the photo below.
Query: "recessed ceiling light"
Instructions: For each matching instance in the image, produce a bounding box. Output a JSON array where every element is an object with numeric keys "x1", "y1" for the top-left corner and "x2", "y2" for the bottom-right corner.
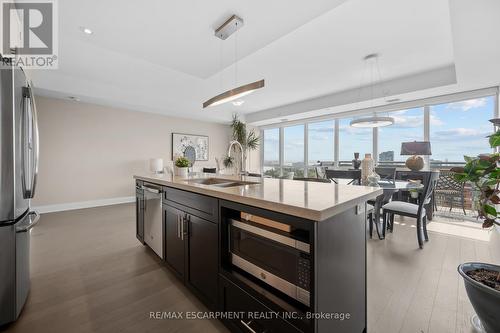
[
  {"x1": 68, "y1": 96, "x2": 80, "y2": 102},
  {"x1": 232, "y1": 100, "x2": 245, "y2": 106},
  {"x1": 80, "y1": 26, "x2": 93, "y2": 35}
]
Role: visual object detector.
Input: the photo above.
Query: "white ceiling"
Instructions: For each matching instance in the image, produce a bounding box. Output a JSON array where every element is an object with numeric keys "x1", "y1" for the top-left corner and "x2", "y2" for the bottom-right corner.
[{"x1": 30, "y1": 0, "x2": 500, "y2": 125}]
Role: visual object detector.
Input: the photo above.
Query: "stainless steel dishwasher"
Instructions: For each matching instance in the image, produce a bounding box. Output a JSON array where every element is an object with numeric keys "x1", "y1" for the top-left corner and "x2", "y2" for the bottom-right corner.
[{"x1": 142, "y1": 183, "x2": 163, "y2": 259}]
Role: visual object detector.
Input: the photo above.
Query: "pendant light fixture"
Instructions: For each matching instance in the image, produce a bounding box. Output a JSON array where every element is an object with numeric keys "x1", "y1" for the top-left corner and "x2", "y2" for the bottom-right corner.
[
  {"x1": 203, "y1": 15, "x2": 265, "y2": 109},
  {"x1": 350, "y1": 54, "x2": 394, "y2": 128}
]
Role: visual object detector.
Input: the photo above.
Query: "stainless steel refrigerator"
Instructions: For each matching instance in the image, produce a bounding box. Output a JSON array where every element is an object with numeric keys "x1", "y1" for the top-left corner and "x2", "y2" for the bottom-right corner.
[{"x1": 0, "y1": 58, "x2": 40, "y2": 326}]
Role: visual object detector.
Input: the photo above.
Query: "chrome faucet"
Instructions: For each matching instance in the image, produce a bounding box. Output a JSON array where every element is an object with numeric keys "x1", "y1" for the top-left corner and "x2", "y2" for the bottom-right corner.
[{"x1": 228, "y1": 140, "x2": 245, "y2": 175}]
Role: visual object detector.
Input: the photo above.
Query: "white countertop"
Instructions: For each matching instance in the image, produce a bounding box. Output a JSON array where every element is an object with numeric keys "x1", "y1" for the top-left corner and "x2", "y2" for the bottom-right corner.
[{"x1": 134, "y1": 173, "x2": 383, "y2": 221}]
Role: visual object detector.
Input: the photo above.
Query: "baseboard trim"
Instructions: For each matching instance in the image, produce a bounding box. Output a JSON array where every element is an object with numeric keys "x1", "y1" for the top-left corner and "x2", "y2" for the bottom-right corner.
[{"x1": 34, "y1": 196, "x2": 135, "y2": 214}]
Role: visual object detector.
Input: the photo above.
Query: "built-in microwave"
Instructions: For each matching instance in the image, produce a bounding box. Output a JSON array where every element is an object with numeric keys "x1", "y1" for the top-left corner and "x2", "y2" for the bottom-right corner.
[{"x1": 229, "y1": 219, "x2": 311, "y2": 306}]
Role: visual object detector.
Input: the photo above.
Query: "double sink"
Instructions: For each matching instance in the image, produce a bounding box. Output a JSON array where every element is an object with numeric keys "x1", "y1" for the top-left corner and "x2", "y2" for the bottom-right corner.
[{"x1": 186, "y1": 178, "x2": 259, "y2": 188}]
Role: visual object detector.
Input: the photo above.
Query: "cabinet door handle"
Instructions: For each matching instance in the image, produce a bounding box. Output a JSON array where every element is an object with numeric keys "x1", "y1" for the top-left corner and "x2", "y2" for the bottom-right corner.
[
  {"x1": 180, "y1": 214, "x2": 184, "y2": 241},
  {"x1": 183, "y1": 214, "x2": 189, "y2": 238},
  {"x1": 176, "y1": 214, "x2": 181, "y2": 239}
]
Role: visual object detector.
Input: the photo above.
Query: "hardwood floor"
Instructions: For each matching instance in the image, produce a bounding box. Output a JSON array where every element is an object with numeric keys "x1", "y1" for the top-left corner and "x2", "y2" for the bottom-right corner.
[{"x1": 2, "y1": 203, "x2": 499, "y2": 333}]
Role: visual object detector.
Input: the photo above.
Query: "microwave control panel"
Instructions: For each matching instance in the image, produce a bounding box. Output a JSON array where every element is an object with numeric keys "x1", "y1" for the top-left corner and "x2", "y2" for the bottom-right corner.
[{"x1": 297, "y1": 255, "x2": 310, "y2": 291}]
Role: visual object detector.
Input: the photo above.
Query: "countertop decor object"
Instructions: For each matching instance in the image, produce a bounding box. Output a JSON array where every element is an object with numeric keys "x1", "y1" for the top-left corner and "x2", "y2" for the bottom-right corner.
[
  {"x1": 361, "y1": 153, "x2": 374, "y2": 184},
  {"x1": 203, "y1": 15, "x2": 264, "y2": 108},
  {"x1": 149, "y1": 158, "x2": 164, "y2": 174},
  {"x1": 401, "y1": 141, "x2": 432, "y2": 171},
  {"x1": 352, "y1": 152, "x2": 361, "y2": 169},
  {"x1": 174, "y1": 156, "x2": 190, "y2": 178},
  {"x1": 172, "y1": 133, "x2": 208, "y2": 161}
]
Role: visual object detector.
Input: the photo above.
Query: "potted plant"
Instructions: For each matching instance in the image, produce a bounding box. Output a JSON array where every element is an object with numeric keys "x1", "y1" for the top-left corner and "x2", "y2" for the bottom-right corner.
[
  {"x1": 452, "y1": 129, "x2": 500, "y2": 333},
  {"x1": 226, "y1": 114, "x2": 259, "y2": 174},
  {"x1": 174, "y1": 156, "x2": 190, "y2": 177}
]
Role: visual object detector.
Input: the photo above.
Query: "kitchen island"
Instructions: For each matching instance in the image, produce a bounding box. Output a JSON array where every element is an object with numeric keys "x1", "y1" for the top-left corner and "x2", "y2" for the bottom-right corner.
[{"x1": 134, "y1": 173, "x2": 382, "y2": 333}]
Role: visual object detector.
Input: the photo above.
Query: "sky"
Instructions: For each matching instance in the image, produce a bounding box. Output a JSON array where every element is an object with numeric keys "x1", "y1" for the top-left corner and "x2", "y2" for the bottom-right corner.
[{"x1": 263, "y1": 96, "x2": 495, "y2": 165}]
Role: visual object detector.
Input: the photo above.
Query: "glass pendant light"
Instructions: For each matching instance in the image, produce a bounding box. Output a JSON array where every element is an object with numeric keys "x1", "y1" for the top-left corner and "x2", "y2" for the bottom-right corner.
[{"x1": 350, "y1": 54, "x2": 394, "y2": 128}]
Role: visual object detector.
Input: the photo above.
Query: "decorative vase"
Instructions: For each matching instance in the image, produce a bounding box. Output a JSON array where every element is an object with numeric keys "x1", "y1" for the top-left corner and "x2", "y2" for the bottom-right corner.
[
  {"x1": 405, "y1": 155, "x2": 424, "y2": 171},
  {"x1": 352, "y1": 152, "x2": 361, "y2": 170},
  {"x1": 174, "y1": 166, "x2": 188, "y2": 177},
  {"x1": 361, "y1": 153, "x2": 374, "y2": 185},
  {"x1": 458, "y1": 262, "x2": 500, "y2": 333}
]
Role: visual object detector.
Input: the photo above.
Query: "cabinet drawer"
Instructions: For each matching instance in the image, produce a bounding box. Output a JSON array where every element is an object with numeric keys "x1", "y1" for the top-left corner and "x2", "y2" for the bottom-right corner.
[
  {"x1": 220, "y1": 276, "x2": 302, "y2": 333},
  {"x1": 164, "y1": 187, "x2": 218, "y2": 222}
]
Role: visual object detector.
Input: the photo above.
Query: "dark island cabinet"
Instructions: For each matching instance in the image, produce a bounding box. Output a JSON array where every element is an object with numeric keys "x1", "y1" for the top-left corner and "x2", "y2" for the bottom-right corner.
[
  {"x1": 162, "y1": 188, "x2": 219, "y2": 307},
  {"x1": 164, "y1": 204, "x2": 186, "y2": 277},
  {"x1": 186, "y1": 214, "x2": 218, "y2": 304}
]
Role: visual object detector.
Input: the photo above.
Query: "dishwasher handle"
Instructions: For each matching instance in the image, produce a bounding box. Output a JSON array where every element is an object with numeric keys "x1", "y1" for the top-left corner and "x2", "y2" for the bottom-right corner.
[{"x1": 143, "y1": 185, "x2": 162, "y2": 194}]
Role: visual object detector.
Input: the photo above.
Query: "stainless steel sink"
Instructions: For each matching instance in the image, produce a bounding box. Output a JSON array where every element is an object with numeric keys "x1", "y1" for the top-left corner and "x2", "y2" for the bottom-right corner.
[
  {"x1": 213, "y1": 181, "x2": 259, "y2": 188},
  {"x1": 187, "y1": 178, "x2": 259, "y2": 187}
]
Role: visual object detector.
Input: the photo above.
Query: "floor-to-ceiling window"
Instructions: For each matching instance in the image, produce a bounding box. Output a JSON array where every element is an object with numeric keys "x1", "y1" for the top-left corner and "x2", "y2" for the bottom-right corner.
[
  {"x1": 260, "y1": 89, "x2": 498, "y2": 177},
  {"x1": 378, "y1": 107, "x2": 424, "y2": 163},
  {"x1": 307, "y1": 120, "x2": 334, "y2": 176},
  {"x1": 262, "y1": 128, "x2": 280, "y2": 177},
  {"x1": 429, "y1": 96, "x2": 495, "y2": 165},
  {"x1": 283, "y1": 125, "x2": 305, "y2": 177},
  {"x1": 338, "y1": 118, "x2": 372, "y2": 165}
]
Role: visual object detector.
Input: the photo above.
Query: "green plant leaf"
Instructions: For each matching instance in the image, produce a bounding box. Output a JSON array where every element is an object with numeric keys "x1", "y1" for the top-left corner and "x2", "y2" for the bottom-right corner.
[
  {"x1": 488, "y1": 130, "x2": 500, "y2": 148},
  {"x1": 464, "y1": 156, "x2": 473, "y2": 163},
  {"x1": 246, "y1": 130, "x2": 260, "y2": 150},
  {"x1": 223, "y1": 155, "x2": 234, "y2": 168},
  {"x1": 483, "y1": 204, "x2": 497, "y2": 217},
  {"x1": 175, "y1": 156, "x2": 190, "y2": 167}
]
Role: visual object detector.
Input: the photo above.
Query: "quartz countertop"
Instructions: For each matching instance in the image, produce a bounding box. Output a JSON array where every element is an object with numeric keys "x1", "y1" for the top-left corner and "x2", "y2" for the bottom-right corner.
[{"x1": 134, "y1": 173, "x2": 383, "y2": 221}]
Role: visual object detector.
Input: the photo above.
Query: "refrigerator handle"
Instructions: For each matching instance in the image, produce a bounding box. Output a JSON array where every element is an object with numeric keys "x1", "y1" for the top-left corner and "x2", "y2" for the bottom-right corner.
[
  {"x1": 29, "y1": 83, "x2": 39, "y2": 198},
  {"x1": 22, "y1": 83, "x2": 39, "y2": 199},
  {"x1": 20, "y1": 88, "x2": 30, "y2": 198}
]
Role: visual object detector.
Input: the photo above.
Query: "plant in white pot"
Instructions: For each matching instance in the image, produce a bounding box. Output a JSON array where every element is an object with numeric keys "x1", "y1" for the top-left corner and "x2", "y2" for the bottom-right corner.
[
  {"x1": 451, "y1": 129, "x2": 500, "y2": 333},
  {"x1": 174, "y1": 156, "x2": 190, "y2": 177}
]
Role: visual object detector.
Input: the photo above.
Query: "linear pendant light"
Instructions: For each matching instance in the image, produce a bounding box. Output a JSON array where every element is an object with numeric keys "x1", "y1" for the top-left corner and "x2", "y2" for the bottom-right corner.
[
  {"x1": 350, "y1": 54, "x2": 394, "y2": 128},
  {"x1": 203, "y1": 15, "x2": 265, "y2": 109},
  {"x1": 203, "y1": 79, "x2": 264, "y2": 108}
]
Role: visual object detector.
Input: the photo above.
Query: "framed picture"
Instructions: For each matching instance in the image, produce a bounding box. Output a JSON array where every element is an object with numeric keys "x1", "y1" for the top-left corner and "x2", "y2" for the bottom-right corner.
[{"x1": 172, "y1": 133, "x2": 209, "y2": 161}]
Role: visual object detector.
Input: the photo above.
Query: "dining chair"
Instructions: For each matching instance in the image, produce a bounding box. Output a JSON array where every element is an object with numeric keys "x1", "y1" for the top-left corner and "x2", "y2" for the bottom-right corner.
[
  {"x1": 202, "y1": 168, "x2": 217, "y2": 173},
  {"x1": 434, "y1": 170, "x2": 466, "y2": 214},
  {"x1": 381, "y1": 172, "x2": 440, "y2": 249},
  {"x1": 367, "y1": 203, "x2": 375, "y2": 237},
  {"x1": 325, "y1": 169, "x2": 361, "y2": 185},
  {"x1": 293, "y1": 177, "x2": 331, "y2": 183},
  {"x1": 375, "y1": 167, "x2": 396, "y2": 184}
]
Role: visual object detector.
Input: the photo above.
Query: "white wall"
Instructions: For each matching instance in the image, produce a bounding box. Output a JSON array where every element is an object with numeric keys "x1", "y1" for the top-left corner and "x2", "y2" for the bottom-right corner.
[{"x1": 32, "y1": 97, "x2": 231, "y2": 209}]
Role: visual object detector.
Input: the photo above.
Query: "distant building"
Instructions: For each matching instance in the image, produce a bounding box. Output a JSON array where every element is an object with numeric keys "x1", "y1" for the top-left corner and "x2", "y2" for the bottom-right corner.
[{"x1": 379, "y1": 151, "x2": 394, "y2": 162}]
